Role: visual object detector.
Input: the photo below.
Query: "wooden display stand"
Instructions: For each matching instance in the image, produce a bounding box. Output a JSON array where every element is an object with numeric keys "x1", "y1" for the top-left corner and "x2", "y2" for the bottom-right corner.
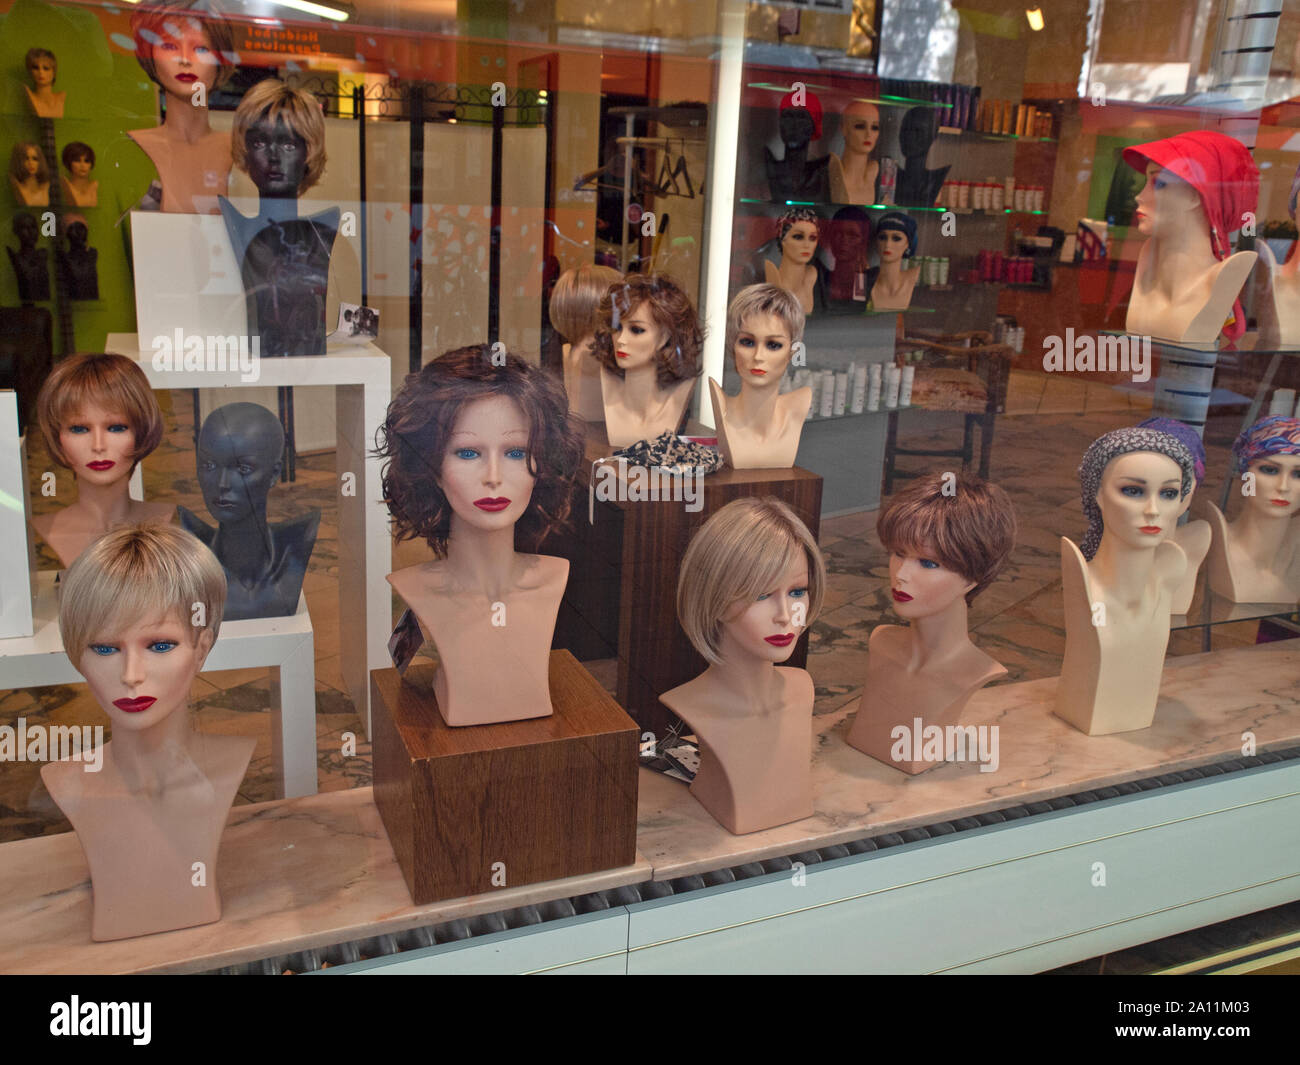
[
  {"x1": 549, "y1": 429, "x2": 823, "y2": 737},
  {"x1": 371, "y1": 650, "x2": 639, "y2": 905}
]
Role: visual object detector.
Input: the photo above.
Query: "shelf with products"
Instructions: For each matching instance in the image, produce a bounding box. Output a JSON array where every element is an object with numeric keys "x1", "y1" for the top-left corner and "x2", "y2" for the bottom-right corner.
[{"x1": 938, "y1": 125, "x2": 1057, "y2": 144}]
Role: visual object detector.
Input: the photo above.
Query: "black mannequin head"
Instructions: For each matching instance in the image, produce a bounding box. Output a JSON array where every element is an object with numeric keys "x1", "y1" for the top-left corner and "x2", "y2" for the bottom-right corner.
[
  {"x1": 64, "y1": 219, "x2": 89, "y2": 250},
  {"x1": 899, "y1": 107, "x2": 936, "y2": 159},
  {"x1": 196, "y1": 403, "x2": 284, "y2": 525},
  {"x1": 778, "y1": 108, "x2": 815, "y2": 149},
  {"x1": 11, "y1": 212, "x2": 38, "y2": 249}
]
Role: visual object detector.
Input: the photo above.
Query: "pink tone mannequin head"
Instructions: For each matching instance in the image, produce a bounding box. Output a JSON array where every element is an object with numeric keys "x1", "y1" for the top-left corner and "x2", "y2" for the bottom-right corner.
[
  {"x1": 377, "y1": 344, "x2": 583, "y2": 558},
  {"x1": 131, "y1": 0, "x2": 236, "y2": 95},
  {"x1": 25, "y1": 47, "x2": 56, "y2": 88},
  {"x1": 9, "y1": 142, "x2": 48, "y2": 186},
  {"x1": 676, "y1": 497, "x2": 825, "y2": 666},
  {"x1": 725, "y1": 283, "x2": 805, "y2": 388},
  {"x1": 777, "y1": 208, "x2": 819, "y2": 266},
  {"x1": 876, "y1": 472, "x2": 1017, "y2": 612},
  {"x1": 841, "y1": 100, "x2": 881, "y2": 158},
  {"x1": 591, "y1": 273, "x2": 704, "y2": 386},
  {"x1": 1232, "y1": 415, "x2": 1300, "y2": 522}
]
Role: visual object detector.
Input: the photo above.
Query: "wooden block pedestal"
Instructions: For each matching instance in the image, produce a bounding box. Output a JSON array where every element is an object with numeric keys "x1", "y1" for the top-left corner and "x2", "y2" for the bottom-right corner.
[{"x1": 371, "y1": 650, "x2": 639, "y2": 905}]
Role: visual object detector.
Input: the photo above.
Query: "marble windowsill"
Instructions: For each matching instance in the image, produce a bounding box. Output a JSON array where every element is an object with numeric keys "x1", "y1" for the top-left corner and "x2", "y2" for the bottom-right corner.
[{"x1": 2, "y1": 641, "x2": 1298, "y2": 974}]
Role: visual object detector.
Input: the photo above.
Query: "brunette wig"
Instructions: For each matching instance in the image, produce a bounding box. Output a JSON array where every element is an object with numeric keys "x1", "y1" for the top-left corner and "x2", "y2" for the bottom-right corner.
[
  {"x1": 375, "y1": 345, "x2": 583, "y2": 559},
  {"x1": 590, "y1": 273, "x2": 704, "y2": 387}
]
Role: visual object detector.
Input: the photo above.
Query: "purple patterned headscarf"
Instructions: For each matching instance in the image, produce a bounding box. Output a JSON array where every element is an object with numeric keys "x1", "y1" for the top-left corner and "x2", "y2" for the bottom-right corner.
[
  {"x1": 1078, "y1": 427, "x2": 1195, "y2": 561},
  {"x1": 1138, "y1": 417, "x2": 1206, "y2": 484},
  {"x1": 1232, "y1": 415, "x2": 1300, "y2": 473}
]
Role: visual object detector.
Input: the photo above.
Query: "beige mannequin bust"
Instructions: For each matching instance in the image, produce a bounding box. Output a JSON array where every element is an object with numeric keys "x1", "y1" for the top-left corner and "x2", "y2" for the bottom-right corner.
[
  {"x1": 592, "y1": 273, "x2": 703, "y2": 448},
  {"x1": 828, "y1": 100, "x2": 881, "y2": 205},
  {"x1": 9, "y1": 143, "x2": 49, "y2": 208},
  {"x1": 23, "y1": 49, "x2": 65, "y2": 118},
  {"x1": 41, "y1": 524, "x2": 252, "y2": 942},
  {"x1": 763, "y1": 208, "x2": 821, "y2": 315},
  {"x1": 869, "y1": 212, "x2": 919, "y2": 312},
  {"x1": 1136, "y1": 418, "x2": 1211, "y2": 615},
  {"x1": 845, "y1": 474, "x2": 1016, "y2": 773},
  {"x1": 1056, "y1": 433, "x2": 1195, "y2": 735},
  {"x1": 763, "y1": 257, "x2": 816, "y2": 316},
  {"x1": 563, "y1": 338, "x2": 605, "y2": 422},
  {"x1": 31, "y1": 353, "x2": 174, "y2": 568},
  {"x1": 659, "y1": 497, "x2": 825, "y2": 834},
  {"x1": 378, "y1": 345, "x2": 583, "y2": 726},
  {"x1": 24, "y1": 85, "x2": 66, "y2": 119},
  {"x1": 708, "y1": 284, "x2": 812, "y2": 469},
  {"x1": 1255, "y1": 240, "x2": 1300, "y2": 350}
]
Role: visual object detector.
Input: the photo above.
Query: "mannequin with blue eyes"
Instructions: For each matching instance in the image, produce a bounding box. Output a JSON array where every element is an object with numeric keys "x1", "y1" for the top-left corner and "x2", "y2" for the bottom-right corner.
[
  {"x1": 1057, "y1": 438, "x2": 1191, "y2": 736},
  {"x1": 709, "y1": 285, "x2": 812, "y2": 469},
  {"x1": 1203, "y1": 444, "x2": 1300, "y2": 604}
]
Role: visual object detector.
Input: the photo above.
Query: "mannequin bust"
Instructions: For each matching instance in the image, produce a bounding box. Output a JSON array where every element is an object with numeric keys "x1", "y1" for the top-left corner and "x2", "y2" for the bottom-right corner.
[
  {"x1": 31, "y1": 354, "x2": 173, "y2": 568},
  {"x1": 7, "y1": 211, "x2": 49, "y2": 303},
  {"x1": 709, "y1": 284, "x2": 811, "y2": 469},
  {"x1": 865, "y1": 211, "x2": 919, "y2": 311},
  {"x1": 57, "y1": 216, "x2": 99, "y2": 301},
  {"x1": 591, "y1": 273, "x2": 703, "y2": 447},
  {"x1": 60, "y1": 142, "x2": 98, "y2": 208},
  {"x1": 178, "y1": 403, "x2": 320, "y2": 620},
  {"x1": 1057, "y1": 428, "x2": 1195, "y2": 736},
  {"x1": 24, "y1": 47, "x2": 65, "y2": 119},
  {"x1": 549, "y1": 263, "x2": 622, "y2": 422},
  {"x1": 895, "y1": 107, "x2": 949, "y2": 208},
  {"x1": 127, "y1": 1, "x2": 236, "y2": 214},
  {"x1": 846, "y1": 473, "x2": 1017, "y2": 773},
  {"x1": 764, "y1": 88, "x2": 830, "y2": 203},
  {"x1": 220, "y1": 80, "x2": 339, "y2": 357},
  {"x1": 660, "y1": 497, "x2": 825, "y2": 835},
  {"x1": 42, "y1": 524, "x2": 252, "y2": 942},
  {"x1": 828, "y1": 100, "x2": 881, "y2": 205},
  {"x1": 9, "y1": 142, "x2": 49, "y2": 207},
  {"x1": 827, "y1": 206, "x2": 870, "y2": 302},
  {"x1": 762, "y1": 207, "x2": 824, "y2": 315},
  {"x1": 377, "y1": 345, "x2": 583, "y2": 726},
  {"x1": 1122, "y1": 131, "x2": 1259, "y2": 346},
  {"x1": 1203, "y1": 415, "x2": 1300, "y2": 603},
  {"x1": 1137, "y1": 417, "x2": 1211, "y2": 614},
  {"x1": 1255, "y1": 163, "x2": 1300, "y2": 349}
]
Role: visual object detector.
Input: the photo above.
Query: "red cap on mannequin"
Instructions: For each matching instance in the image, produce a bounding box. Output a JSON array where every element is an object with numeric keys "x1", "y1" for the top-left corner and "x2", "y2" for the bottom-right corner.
[{"x1": 779, "y1": 88, "x2": 823, "y2": 140}]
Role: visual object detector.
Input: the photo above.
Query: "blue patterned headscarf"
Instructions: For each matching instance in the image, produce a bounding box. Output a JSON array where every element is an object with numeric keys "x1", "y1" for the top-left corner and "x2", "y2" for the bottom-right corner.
[
  {"x1": 1078, "y1": 427, "x2": 1195, "y2": 561},
  {"x1": 1232, "y1": 415, "x2": 1300, "y2": 473}
]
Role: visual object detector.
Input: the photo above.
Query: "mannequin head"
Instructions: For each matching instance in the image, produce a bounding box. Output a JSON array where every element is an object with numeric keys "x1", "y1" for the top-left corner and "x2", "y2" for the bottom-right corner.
[
  {"x1": 231, "y1": 79, "x2": 327, "y2": 197},
  {"x1": 377, "y1": 344, "x2": 583, "y2": 558},
  {"x1": 132, "y1": 0, "x2": 235, "y2": 98},
  {"x1": 59, "y1": 523, "x2": 224, "y2": 734},
  {"x1": 875, "y1": 211, "x2": 917, "y2": 264},
  {"x1": 549, "y1": 264, "x2": 623, "y2": 358},
  {"x1": 1132, "y1": 164, "x2": 1203, "y2": 240},
  {"x1": 25, "y1": 48, "x2": 56, "y2": 90},
  {"x1": 899, "y1": 106, "x2": 936, "y2": 160},
  {"x1": 841, "y1": 101, "x2": 881, "y2": 158},
  {"x1": 877, "y1": 473, "x2": 1017, "y2": 613},
  {"x1": 591, "y1": 273, "x2": 704, "y2": 386},
  {"x1": 62, "y1": 142, "x2": 95, "y2": 181},
  {"x1": 10, "y1": 143, "x2": 48, "y2": 186},
  {"x1": 828, "y1": 206, "x2": 871, "y2": 269},
  {"x1": 36, "y1": 353, "x2": 164, "y2": 476},
  {"x1": 726, "y1": 283, "x2": 805, "y2": 388},
  {"x1": 1231, "y1": 415, "x2": 1300, "y2": 522},
  {"x1": 62, "y1": 216, "x2": 89, "y2": 250},
  {"x1": 1078, "y1": 427, "x2": 1195, "y2": 561},
  {"x1": 778, "y1": 88, "x2": 823, "y2": 148},
  {"x1": 11, "y1": 211, "x2": 38, "y2": 250},
  {"x1": 677, "y1": 497, "x2": 825, "y2": 666},
  {"x1": 777, "y1": 207, "x2": 820, "y2": 267},
  {"x1": 195, "y1": 403, "x2": 285, "y2": 526}
]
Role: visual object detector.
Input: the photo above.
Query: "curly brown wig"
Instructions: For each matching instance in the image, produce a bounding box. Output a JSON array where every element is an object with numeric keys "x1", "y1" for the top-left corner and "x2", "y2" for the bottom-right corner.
[
  {"x1": 590, "y1": 273, "x2": 704, "y2": 387},
  {"x1": 375, "y1": 345, "x2": 584, "y2": 559}
]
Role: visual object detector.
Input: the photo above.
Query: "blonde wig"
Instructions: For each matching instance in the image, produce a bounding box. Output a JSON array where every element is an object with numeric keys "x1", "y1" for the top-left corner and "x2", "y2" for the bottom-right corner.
[
  {"x1": 725, "y1": 283, "x2": 806, "y2": 367},
  {"x1": 231, "y1": 79, "x2": 327, "y2": 195},
  {"x1": 549, "y1": 264, "x2": 623, "y2": 344},
  {"x1": 36, "y1": 353, "x2": 165, "y2": 472}
]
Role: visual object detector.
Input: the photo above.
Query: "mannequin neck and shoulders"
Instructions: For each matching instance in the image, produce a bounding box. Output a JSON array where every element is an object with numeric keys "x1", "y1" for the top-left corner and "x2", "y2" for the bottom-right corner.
[
  {"x1": 1128, "y1": 228, "x2": 1257, "y2": 345},
  {"x1": 763, "y1": 258, "x2": 817, "y2": 315},
  {"x1": 600, "y1": 365, "x2": 695, "y2": 448},
  {"x1": 130, "y1": 124, "x2": 231, "y2": 215},
  {"x1": 870, "y1": 260, "x2": 917, "y2": 311},
  {"x1": 828, "y1": 152, "x2": 878, "y2": 205},
  {"x1": 1202, "y1": 498, "x2": 1300, "y2": 602},
  {"x1": 867, "y1": 622, "x2": 1004, "y2": 693},
  {"x1": 661, "y1": 661, "x2": 813, "y2": 726},
  {"x1": 1062, "y1": 534, "x2": 1185, "y2": 626},
  {"x1": 9, "y1": 175, "x2": 48, "y2": 207},
  {"x1": 32, "y1": 496, "x2": 175, "y2": 569},
  {"x1": 25, "y1": 84, "x2": 66, "y2": 118},
  {"x1": 708, "y1": 377, "x2": 810, "y2": 469},
  {"x1": 562, "y1": 337, "x2": 605, "y2": 423}
]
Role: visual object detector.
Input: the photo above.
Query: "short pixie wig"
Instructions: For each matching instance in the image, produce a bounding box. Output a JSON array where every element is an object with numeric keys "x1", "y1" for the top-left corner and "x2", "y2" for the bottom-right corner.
[
  {"x1": 549, "y1": 264, "x2": 622, "y2": 343},
  {"x1": 25, "y1": 48, "x2": 56, "y2": 80},
  {"x1": 232, "y1": 79, "x2": 327, "y2": 195},
  {"x1": 376, "y1": 345, "x2": 584, "y2": 559},
  {"x1": 877, "y1": 472, "x2": 1017, "y2": 605},
  {"x1": 591, "y1": 273, "x2": 704, "y2": 386},
  {"x1": 726, "y1": 283, "x2": 805, "y2": 365},
  {"x1": 36, "y1": 353, "x2": 165, "y2": 472},
  {"x1": 62, "y1": 142, "x2": 95, "y2": 170},
  {"x1": 131, "y1": 0, "x2": 236, "y2": 89},
  {"x1": 9, "y1": 142, "x2": 48, "y2": 186},
  {"x1": 59, "y1": 523, "x2": 226, "y2": 658},
  {"x1": 677, "y1": 497, "x2": 826, "y2": 666}
]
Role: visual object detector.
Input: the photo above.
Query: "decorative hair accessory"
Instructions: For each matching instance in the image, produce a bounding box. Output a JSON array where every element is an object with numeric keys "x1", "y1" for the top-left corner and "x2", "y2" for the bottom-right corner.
[
  {"x1": 777, "y1": 207, "x2": 820, "y2": 243},
  {"x1": 1231, "y1": 415, "x2": 1300, "y2": 473},
  {"x1": 875, "y1": 210, "x2": 918, "y2": 259}
]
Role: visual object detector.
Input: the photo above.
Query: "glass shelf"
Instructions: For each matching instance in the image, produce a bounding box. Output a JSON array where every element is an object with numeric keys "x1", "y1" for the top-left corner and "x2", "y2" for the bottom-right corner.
[
  {"x1": 938, "y1": 125, "x2": 1057, "y2": 143},
  {"x1": 745, "y1": 83, "x2": 952, "y2": 109},
  {"x1": 1171, "y1": 587, "x2": 1298, "y2": 631},
  {"x1": 736, "y1": 199, "x2": 1048, "y2": 217}
]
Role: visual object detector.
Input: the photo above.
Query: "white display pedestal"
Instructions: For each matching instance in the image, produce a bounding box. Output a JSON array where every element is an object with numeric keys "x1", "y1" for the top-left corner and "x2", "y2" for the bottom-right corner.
[
  {"x1": 0, "y1": 392, "x2": 35, "y2": 639},
  {"x1": 0, "y1": 571, "x2": 318, "y2": 798},
  {"x1": 107, "y1": 333, "x2": 392, "y2": 735}
]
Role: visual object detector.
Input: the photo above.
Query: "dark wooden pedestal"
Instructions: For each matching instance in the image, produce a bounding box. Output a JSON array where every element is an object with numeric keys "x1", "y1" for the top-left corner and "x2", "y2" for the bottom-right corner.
[
  {"x1": 371, "y1": 650, "x2": 639, "y2": 905},
  {"x1": 549, "y1": 430, "x2": 824, "y2": 737}
]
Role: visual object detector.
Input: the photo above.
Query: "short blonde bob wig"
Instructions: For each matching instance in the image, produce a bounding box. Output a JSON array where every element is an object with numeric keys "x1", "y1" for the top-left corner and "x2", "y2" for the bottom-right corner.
[
  {"x1": 549, "y1": 264, "x2": 622, "y2": 343},
  {"x1": 59, "y1": 523, "x2": 227, "y2": 659},
  {"x1": 231, "y1": 79, "x2": 327, "y2": 195},
  {"x1": 677, "y1": 496, "x2": 825, "y2": 665},
  {"x1": 725, "y1": 283, "x2": 805, "y2": 364},
  {"x1": 36, "y1": 353, "x2": 165, "y2": 472}
]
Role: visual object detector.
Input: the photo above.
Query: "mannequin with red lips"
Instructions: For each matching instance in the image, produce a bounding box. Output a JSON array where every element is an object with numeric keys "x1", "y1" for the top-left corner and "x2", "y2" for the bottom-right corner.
[
  {"x1": 31, "y1": 354, "x2": 174, "y2": 569},
  {"x1": 763, "y1": 209, "x2": 821, "y2": 315},
  {"x1": 1057, "y1": 429, "x2": 1194, "y2": 736},
  {"x1": 846, "y1": 474, "x2": 1016, "y2": 773},
  {"x1": 659, "y1": 498, "x2": 825, "y2": 835},
  {"x1": 828, "y1": 101, "x2": 881, "y2": 205},
  {"x1": 1204, "y1": 416, "x2": 1300, "y2": 603},
  {"x1": 708, "y1": 284, "x2": 812, "y2": 469},
  {"x1": 377, "y1": 346, "x2": 583, "y2": 726},
  {"x1": 40, "y1": 523, "x2": 253, "y2": 942},
  {"x1": 866, "y1": 211, "x2": 918, "y2": 312},
  {"x1": 24, "y1": 48, "x2": 64, "y2": 119},
  {"x1": 127, "y1": 3, "x2": 235, "y2": 214}
]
